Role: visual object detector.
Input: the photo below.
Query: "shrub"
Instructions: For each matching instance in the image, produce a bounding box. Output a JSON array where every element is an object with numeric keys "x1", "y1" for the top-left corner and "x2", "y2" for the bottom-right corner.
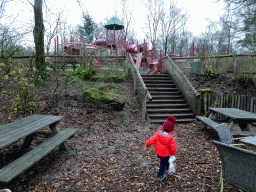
[
  {"x1": 238, "y1": 74, "x2": 254, "y2": 87},
  {"x1": 201, "y1": 56, "x2": 217, "y2": 79},
  {"x1": 4, "y1": 62, "x2": 36, "y2": 113},
  {"x1": 69, "y1": 60, "x2": 95, "y2": 80}
]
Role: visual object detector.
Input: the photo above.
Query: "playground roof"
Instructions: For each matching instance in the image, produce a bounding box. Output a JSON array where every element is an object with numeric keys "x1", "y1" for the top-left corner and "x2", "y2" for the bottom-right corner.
[{"x1": 105, "y1": 16, "x2": 124, "y2": 30}]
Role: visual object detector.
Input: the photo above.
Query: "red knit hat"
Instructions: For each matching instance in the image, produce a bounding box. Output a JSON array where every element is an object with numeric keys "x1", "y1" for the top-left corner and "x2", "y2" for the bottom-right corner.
[{"x1": 163, "y1": 116, "x2": 176, "y2": 132}]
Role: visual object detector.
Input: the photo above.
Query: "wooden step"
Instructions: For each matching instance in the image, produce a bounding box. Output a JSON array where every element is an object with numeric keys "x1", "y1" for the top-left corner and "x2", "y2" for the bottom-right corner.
[
  {"x1": 150, "y1": 92, "x2": 182, "y2": 96},
  {"x1": 147, "y1": 108, "x2": 192, "y2": 113},
  {"x1": 142, "y1": 74, "x2": 195, "y2": 124},
  {"x1": 147, "y1": 87, "x2": 179, "y2": 92},
  {"x1": 148, "y1": 113, "x2": 195, "y2": 119},
  {"x1": 147, "y1": 99, "x2": 187, "y2": 104},
  {"x1": 143, "y1": 80, "x2": 174, "y2": 84},
  {"x1": 145, "y1": 83, "x2": 177, "y2": 88},
  {"x1": 142, "y1": 76, "x2": 172, "y2": 80},
  {"x1": 146, "y1": 103, "x2": 189, "y2": 108},
  {"x1": 150, "y1": 118, "x2": 196, "y2": 124},
  {"x1": 141, "y1": 74, "x2": 170, "y2": 77}
]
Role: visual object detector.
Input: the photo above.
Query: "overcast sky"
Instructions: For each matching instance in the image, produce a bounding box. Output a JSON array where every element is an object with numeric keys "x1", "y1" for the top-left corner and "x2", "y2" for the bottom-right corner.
[{"x1": 4, "y1": 0, "x2": 226, "y2": 45}]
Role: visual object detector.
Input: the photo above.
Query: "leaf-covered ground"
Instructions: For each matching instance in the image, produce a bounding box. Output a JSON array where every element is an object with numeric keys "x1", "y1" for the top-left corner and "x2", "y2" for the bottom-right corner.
[
  {"x1": 187, "y1": 73, "x2": 256, "y2": 97},
  {"x1": 0, "y1": 71, "x2": 245, "y2": 191}
]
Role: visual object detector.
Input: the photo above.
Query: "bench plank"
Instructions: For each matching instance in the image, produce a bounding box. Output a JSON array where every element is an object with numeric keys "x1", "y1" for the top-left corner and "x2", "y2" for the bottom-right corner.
[
  {"x1": 0, "y1": 128, "x2": 77, "y2": 184},
  {"x1": 0, "y1": 115, "x2": 63, "y2": 149},
  {"x1": 196, "y1": 116, "x2": 219, "y2": 128}
]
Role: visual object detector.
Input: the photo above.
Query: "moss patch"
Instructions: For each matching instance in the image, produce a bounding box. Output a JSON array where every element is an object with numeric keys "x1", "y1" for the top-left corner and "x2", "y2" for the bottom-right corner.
[
  {"x1": 197, "y1": 88, "x2": 213, "y2": 94},
  {"x1": 82, "y1": 88, "x2": 125, "y2": 111}
]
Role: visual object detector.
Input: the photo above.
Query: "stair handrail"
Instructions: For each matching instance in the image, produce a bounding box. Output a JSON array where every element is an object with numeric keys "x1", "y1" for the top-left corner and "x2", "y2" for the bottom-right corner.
[
  {"x1": 128, "y1": 53, "x2": 152, "y2": 101},
  {"x1": 162, "y1": 56, "x2": 200, "y2": 114},
  {"x1": 126, "y1": 53, "x2": 152, "y2": 122},
  {"x1": 164, "y1": 56, "x2": 199, "y2": 96}
]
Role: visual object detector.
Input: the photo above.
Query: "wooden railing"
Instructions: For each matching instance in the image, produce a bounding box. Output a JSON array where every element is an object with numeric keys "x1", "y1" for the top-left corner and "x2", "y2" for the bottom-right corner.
[
  {"x1": 126, "y1": 53, "x2": 152, "y2": 123},
  {"x1": 162, "y1": 56, "x2": 201, "y2": 114},
  {"x1": 171, "y1": 53, "x2": 256, "y2": 74}
]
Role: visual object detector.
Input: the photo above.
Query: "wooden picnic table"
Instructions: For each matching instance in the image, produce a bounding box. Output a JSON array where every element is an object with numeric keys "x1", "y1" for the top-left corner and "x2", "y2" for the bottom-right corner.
[
  {"x1": 209, "y1": 108, "x2": 256, "y2": 134},
  {"x1": 0, "y1": 114, "x2": 77, "y2": 185},
  {"x1": 0, "y1": 115, "x2": 63, "y2": 150}
]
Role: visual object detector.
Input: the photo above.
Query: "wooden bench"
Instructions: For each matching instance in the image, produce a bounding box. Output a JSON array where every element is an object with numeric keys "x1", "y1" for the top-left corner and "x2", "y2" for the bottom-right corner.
[
  {"x1": 0, "y1": 115, "x2": 78, "y2": 185},
  {"x1": 0, "y1": 128, "x2": 77, "y2": 184},
  {"x1": 196, "y1": 116, "x2": 235, "y2": 144},
  {"x1": 213, "y1": 140, "x2": 256, "y2": 192},
  {"x1": 196, "y1": 116, "x2": 219, "y2": 129}
]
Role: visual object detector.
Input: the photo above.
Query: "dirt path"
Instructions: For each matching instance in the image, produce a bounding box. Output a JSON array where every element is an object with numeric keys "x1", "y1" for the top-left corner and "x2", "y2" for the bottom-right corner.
[{"x1": 0, "y1": 74, "x2": 242, "y2": 191}]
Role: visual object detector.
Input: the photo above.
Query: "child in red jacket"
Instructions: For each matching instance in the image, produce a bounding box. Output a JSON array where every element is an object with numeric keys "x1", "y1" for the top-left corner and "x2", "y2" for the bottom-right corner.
[{"x1": 145, "y1": 116, "x2": 177, "y2": 181}]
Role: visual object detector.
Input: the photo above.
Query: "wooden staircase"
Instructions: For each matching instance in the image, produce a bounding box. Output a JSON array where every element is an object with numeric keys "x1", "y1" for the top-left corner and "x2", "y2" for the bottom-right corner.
[{"x1": 142, "y1": 74, "x2": 196, "y2": 124}]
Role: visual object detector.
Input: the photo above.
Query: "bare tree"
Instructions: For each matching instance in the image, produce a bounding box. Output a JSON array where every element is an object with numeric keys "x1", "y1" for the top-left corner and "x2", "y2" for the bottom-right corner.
[
  {"x1": 0, "y1": 26, "x2": 21, "y2": 73},
  {"x1": 121, "y1": 0, "x2": 133, "y2": 41},
  {"x1": 160, "y1": 0, "x2": 188, "y2": 55},
  {"x1": 217, "y1": 6, "x2": 240, "y2": 54},
  {"x1": 44, "y1": 8, "x2": 64, "y2": 54},
  {"x1": 0, "y1": 0, "x2": 13, "y2": 19},
  {"x1": 93, "y1": 22, "x2": 106, "y2": 40},
  {"x1": 145, "y1": 0, "x2": 163, "y2": 47},
  {"x1": 220, "y1": 0, "x2": 256, "y2": 52}
]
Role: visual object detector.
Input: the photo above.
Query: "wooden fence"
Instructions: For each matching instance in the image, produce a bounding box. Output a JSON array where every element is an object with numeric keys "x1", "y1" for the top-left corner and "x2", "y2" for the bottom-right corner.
[
  {"x1": 172, "y1": 54, "x2": 256, "y2": 74},
  {"x1": 1, "y1": 55, "x2": 126, "y2": 71},
  {"x1": 202, "y1": 93, "x2": 256, "y2": 119}
]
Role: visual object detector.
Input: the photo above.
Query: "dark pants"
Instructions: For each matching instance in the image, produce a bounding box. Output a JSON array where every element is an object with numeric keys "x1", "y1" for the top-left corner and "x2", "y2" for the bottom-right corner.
[{"x1": 157, "y1": 155, "x2": 169, "y2": 177}]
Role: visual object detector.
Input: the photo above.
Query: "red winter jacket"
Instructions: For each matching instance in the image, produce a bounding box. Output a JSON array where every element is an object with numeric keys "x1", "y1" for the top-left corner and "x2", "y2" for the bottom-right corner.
[{"x1": 145, "y1": 130, "x2": 176, "y2": 157}]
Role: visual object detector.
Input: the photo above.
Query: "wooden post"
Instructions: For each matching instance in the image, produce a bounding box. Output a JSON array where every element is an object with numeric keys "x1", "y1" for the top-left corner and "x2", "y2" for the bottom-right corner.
[
  {"x1": 233, "y1": 54, "x2": 237, "y2": 73},
  {"x1": 204, "y1": 93, "x2": 207, "y2": 115},
  {"x1": 125, "y1": 52, "x2": 128, "y2": 74},
  {"x1": 250, "y1": 97, "x2": 254, "y2": 112},
  {"x1": 133, "y1": 67, "x2": 136, "y2": 95},
  {"x1": 49, "y1": 122, "x2": 66, "y2": 150},
  {"x1": 21, "y1": 135, "x2": 35, "y2": 151},
  {"x1": 141, "y1": 90, "x2": 147, "y2": 123}
]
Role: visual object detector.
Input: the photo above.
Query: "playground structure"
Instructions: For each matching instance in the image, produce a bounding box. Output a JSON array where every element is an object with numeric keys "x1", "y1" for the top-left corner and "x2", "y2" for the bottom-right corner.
[
  {"x1": 54, "y1": 16, "x2": 205, "y2": 74},
  {"x1": 54, "y1": 16, "x2": 164, "y2": 74}
]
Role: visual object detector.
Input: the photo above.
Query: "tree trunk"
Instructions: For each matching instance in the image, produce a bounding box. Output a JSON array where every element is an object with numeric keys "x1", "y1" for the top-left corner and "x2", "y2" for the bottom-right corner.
[
  {"x1": 34, "y1": 0, "x2": 47, "y2": 84},
  {"x1": 164, "y1": 36, "x2": 168, "y2": 56}
]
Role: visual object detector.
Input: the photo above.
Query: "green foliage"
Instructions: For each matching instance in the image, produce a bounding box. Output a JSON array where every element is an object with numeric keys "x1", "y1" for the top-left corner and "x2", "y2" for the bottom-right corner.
[
  {"x1": 1, "y1": 58, "x2": 14, "y2": 74},
  {"x1": 238, "y1": 10, "x2": 256, "y2": 50},
  {"x1": 201, "y1": 56, "x2": 217, "y2": 79},
  {"x1": 78, "y1": 14, "x2": 94, "y2": 43},
  {"x1": 73, "y1": 146, "x2": 80, "y2": 150},
  {"x1": 6, "y1": 62, "x2": 36, "y2": 113},
  {"x1": 68, "y1": 60, "x2": 95, "y2": 80},
  {"x1": 84, "y1": 88, "x2": 117, "y2": 101},
  {"x1": 83, "y1": 88, "x2": 125, "y2": 111},
  {"x1": 197, "y1": 88, "x2": 214, "y2": 94},
  {"x1": 91, "y1": 69, "x2": 126, "y2": 83},
  {"x1": 238, "y1": 74, "x2": 254, "y2": 87},
  {"x1": 0, "y1": 28, "x2": 21, "y2": 74}
]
